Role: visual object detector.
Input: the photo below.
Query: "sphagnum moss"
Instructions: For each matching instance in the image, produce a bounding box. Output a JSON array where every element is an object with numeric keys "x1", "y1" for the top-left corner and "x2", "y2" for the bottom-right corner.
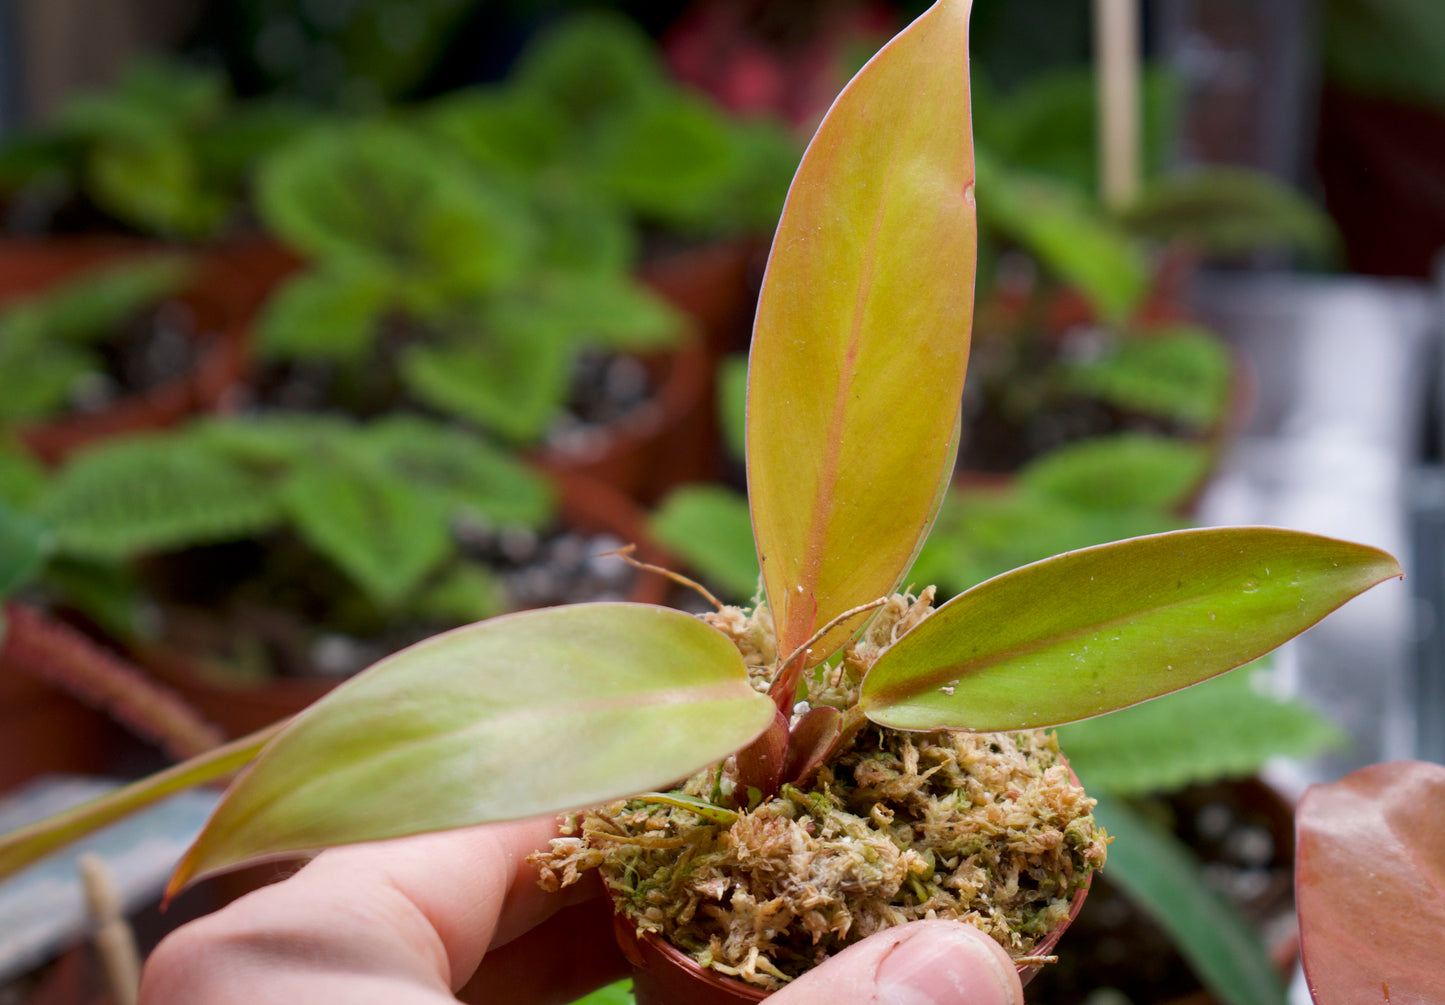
[{"x1": 532, "y1": 591, "x2": 1109, "y2": 989}]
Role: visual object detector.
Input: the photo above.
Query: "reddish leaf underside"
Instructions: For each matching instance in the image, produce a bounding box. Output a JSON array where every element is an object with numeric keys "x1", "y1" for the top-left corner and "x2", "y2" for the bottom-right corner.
[
  {"x1": 1296, "y1": 760, "x2": 1445, "y2": 1005},
  {"x1": 747, "y1": 0, "x2": 977, "y2": 665}
]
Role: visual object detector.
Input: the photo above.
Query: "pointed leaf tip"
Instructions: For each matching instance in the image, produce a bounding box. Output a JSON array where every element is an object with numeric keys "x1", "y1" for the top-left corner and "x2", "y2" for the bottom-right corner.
[
  {"x1": 860, "y1": 527, "x2": 1400, "y2": 731},
  {"x1": 747, "y1": 0, "x2": 977, "y2": 662},
  {"x1": 170, "y1": 604, "x2": 774, "y2": 889}
]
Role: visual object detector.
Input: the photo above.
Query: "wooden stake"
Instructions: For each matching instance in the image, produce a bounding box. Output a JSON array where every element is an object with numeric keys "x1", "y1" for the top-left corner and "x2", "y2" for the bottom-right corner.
[
  {"x1": 79, "y1": 854, "x2": 140, "y2": 1005},
  {"x1": 1095, "y1": 0, "x2": 1141, "y2": 209}
]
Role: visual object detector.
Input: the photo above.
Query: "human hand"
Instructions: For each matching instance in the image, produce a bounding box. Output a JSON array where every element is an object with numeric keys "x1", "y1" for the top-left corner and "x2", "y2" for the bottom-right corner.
[{"x1": 140, "y1": 816, "x2": 1023, "y2": 1005}]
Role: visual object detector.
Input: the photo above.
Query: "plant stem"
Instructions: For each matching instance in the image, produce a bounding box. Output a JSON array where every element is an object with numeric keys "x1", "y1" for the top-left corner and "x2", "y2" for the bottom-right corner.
[{"x1": 0, "y1": 603, "x2": 224, "y2": 760}]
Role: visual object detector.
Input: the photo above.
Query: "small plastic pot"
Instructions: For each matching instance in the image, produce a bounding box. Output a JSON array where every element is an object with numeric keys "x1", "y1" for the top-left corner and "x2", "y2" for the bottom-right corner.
[{"x1": 612, "y1": 876, "x2": 1092, "y2": 1004}]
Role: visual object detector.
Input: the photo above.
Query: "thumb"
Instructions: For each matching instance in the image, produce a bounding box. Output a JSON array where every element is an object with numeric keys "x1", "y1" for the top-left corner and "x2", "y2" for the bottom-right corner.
[{"x1": 769, "y1": 920, "x2": 1024, "y2": 1005}]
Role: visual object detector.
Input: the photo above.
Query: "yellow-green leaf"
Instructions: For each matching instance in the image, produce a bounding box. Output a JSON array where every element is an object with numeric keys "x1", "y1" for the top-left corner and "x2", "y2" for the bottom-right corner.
[
  {"x1": 0, "y1": 727, "x2": 275, "y2": 883},
  {"x1": 861, "y1": 527, "x2": 1401, "y2": 730},
  {"x1": 170, "y1": 604, "x2": 773, "y2": 890},
  {"x1": 746, "y1": 0, "x2": 977, "y2": 662}
]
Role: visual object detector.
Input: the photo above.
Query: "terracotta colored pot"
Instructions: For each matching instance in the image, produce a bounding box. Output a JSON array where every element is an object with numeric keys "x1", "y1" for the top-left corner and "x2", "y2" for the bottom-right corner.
[
  {"x1": 532, "y1": 240, "x2": 761, "y2": 506},
  {"x1": 0, "y1": 654, "x2": 126, "y2": 796},
  {"x1": 638, "y1": 239, "x2": 761, "y2": 359},
  {"x1": 531, "y1": 335, "x2": 719, "y2": 507},
  {"x1": 5, "y1": 237, "x2": 296, "y2": 466},
  {"x1": 614, "y1": 878, "x2": 1091, "y2": 1003}
]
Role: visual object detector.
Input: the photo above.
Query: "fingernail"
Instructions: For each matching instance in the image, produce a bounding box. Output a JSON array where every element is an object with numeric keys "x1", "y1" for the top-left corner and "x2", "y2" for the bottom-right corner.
[{"x1": 875, "y1": 925, "x2": 1019, "y2": 1005}]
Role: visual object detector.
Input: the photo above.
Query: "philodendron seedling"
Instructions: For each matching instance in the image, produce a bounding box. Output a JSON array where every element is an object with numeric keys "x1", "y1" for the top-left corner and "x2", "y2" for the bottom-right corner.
[{"x1": 0, "y1": 0, "x2": 1401, "y2": 991}]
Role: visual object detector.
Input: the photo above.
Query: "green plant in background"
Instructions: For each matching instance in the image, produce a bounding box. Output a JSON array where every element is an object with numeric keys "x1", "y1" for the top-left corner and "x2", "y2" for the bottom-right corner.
[
  {"x1": 253, "y1": 11, "x2": 797, "y2": 445},
  {"x1": 0, "y1": 60, "x2": 315, "y2": 238},
  {"x1": 5, "y1": 414, "x2": 553, "y2": 663},
  {"x1": 0, "y1": 255, "x2": 195, "y2": 427},
  {"x1": 254, "y1": 119, "x2": 681, "y2": 442},
  {"x1": 959, "y1": 64, "x2": 1337, "y2": 472},
  {"x1": 430, "y1": 11, "x2": 800, "y2": 239},
  {"x1": 0, "y1": 2, "x2": 1400, "y2": 997}
]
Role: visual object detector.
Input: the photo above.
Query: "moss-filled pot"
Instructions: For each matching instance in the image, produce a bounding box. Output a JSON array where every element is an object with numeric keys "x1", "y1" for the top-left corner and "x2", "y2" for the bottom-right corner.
[{"x1": 535, "y1": 597, "x2": 1106, "y2": 999}]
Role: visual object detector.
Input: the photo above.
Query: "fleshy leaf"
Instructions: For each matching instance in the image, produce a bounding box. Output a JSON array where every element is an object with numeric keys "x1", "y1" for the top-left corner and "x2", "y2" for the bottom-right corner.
[
  {"x1": 1094, "y1": 795, "x2": 1288, "y2": 1005},
  {"x1": 170, "y1": 604, "x2": 773, "y2": 890},
  {"x1": 1296, "y1": 761, "x2": 1445, "y2": 1005},
  {"x1": 861, "y1": 527, "x2": 1401, "y2": 731},
  {"x1": 747, "y1": 0, "x2": 976, "y2": 662}
]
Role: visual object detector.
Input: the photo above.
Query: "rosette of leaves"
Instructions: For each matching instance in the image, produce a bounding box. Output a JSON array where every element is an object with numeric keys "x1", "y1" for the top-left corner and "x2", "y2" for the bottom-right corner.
[
  {"x1": 0, "y1": 60, "x2": 315, "y2": 238},
  {"x1": 21, "y1": 413, "x2": 552, "y2": 633},
  {"x1": 254, "y1": 119, "x2": 689, "y2": 442},
  {"x1": 0, "y1": 1, "x2": 1401, "y2": 988},
  {"x1": 0, "y1": 255, "x2": 194, "y2": 427}
]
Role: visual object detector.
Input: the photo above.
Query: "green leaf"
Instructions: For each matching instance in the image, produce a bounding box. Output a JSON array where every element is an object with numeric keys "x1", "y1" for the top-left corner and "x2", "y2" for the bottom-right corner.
[
  {"x1": 747, "y1": 0, "x2": 976, "y2": 661},
  {"x1": 401, "y1": 321, "x2": 573, "y2": 442},
  {"x1": 425, "y1": 88, "x2": 569, "y2": 183},
  {"x1": 192, "y1": 413, "x2": 353, "y2": 467},
  {"x1": 0, "y1": 330, "x2": 92, "y2": 423},
  {"x1": 363, "y1": 415, "x2": 554, "y2": 529},
  {"x1": 0, "y1": 726, "x2": 277, "y2": 884},
  {"x1": 1296, "y1": 761, "x2": 1445, "y2": 1005},
  {"x1": 512, "y1": 12, "x2": 665, "y2": 128},
  {"x1": 170, "y1": 604, "x2": 774, "y2": 888},
  {"x1": 976, "y1": 151, "x2": 1148, "y2": 322},
  {"x1": 860, "y1": 527, "x2": 1401, "y2": 731},
  {"x1": 8, "y1": 254, "x2": 194, "y2": 345},
  {"x1": 255, "y1": 268, "x2": 391, "y2": 361},
  {"x1": 1093, "y1": 795, "x2": 1288, "y2": 1005},
  {"x1": 909, "y1": 486, "x2": 1183, "y2": 596},
  {"x1": 494, "y1": 273, "x2": 686, "y2": 353},
  {"x1": 1055, "y1": 663, "x2": 1346, "y2": 796},
  {"x1": 87, "y1": 132, "x2": 226, "y2": 237},
  {"x1": 1122, "y1": 167, "x2": 1340, "y2": 260},
  {"x1": 41, "y1": 434, "x2": 284, "y2": 559},
  {"x1": 566, "y1": 980, "x2": 634, "y2": 1005},
  {"x1": 588, "y1": 94, "x2": 746, "y2": 229},
  {"x1": 406, "y1": 560, "x2": 506, "y2": 625},
  {"x1": 1019, "y1": 434, "x2": 1210, "y2": 511},
  {"x1": 716, "y1": 353, "x2": 748, "y2": 461},
  {"x1": 256, "y1": 123, "x2": 536, "y2": 296},
  {"x1": 0, "y1": 444, "x2": 47, "y2": 511},
  {"x1": 1063, "y1": 326, "x2": 1233, "y2": 427},
  {"x1": 280, "y1": 452, "x2": 452, "y2": 608},
  {"x1": 0, "y1": 502, "x2": 49, "y2": 599},
  {"x1": 650, "y1": 485, "x2": 759, "y2": 601}
]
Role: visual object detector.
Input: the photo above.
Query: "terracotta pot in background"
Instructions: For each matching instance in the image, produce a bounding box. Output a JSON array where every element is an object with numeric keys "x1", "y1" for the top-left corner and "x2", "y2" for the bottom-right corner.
[
  {"x1": 532, "y1": 336, "x2": 719, "y2": 507},
  {"x1": 0, "y1": 657, "x2": 127, "y2": 797},
  {"x1": 5, "y1": 237, "x2": 297, "y2": 466}
]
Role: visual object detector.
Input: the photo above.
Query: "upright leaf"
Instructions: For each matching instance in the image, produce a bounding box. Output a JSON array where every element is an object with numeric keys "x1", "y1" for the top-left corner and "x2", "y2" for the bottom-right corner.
[
  {"x1": 747, "y1": 0, "x2": 976, "y2": 661},
  {"x1": 861, "y1": 527, "x2": 1401, "y2": 730},
  {"x1": 1296, "y1": 761, "x2": 1445, "y2": 1005},
  {"x1": 170, "y1": 604, "x2": 774, "y2": 890}
]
